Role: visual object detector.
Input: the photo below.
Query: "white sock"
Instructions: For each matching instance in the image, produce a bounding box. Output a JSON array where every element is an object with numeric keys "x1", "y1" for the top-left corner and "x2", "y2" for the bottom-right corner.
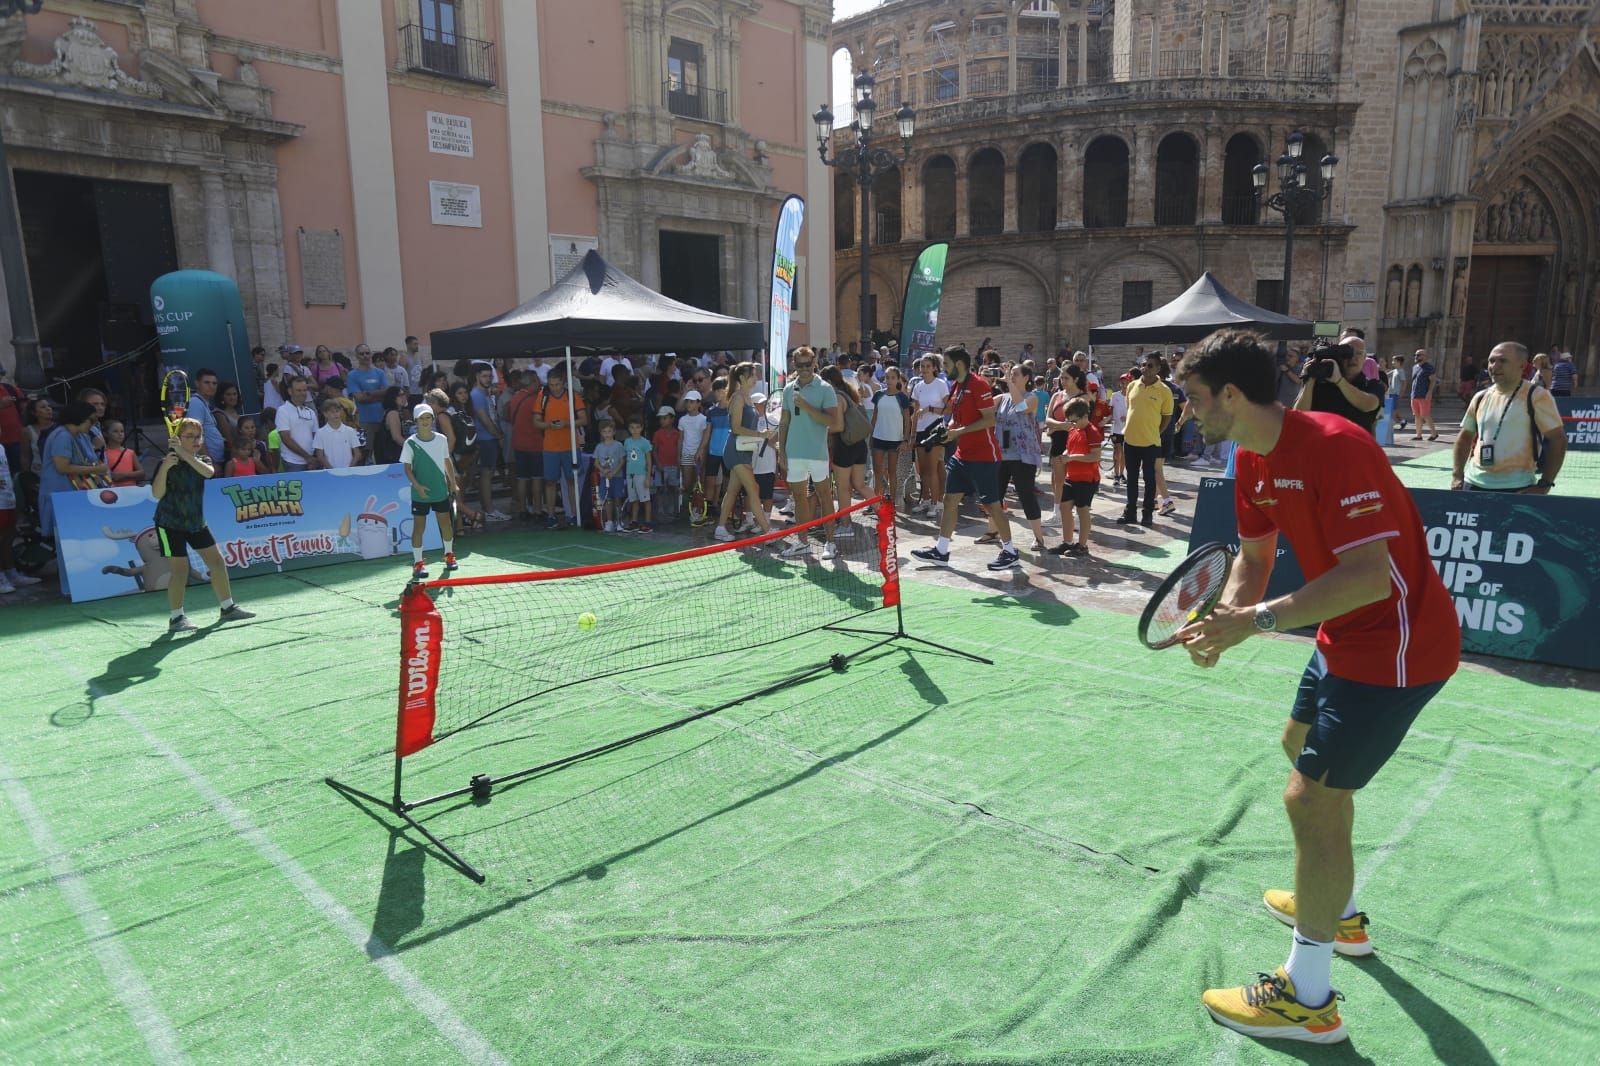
[
  {"x1": 443, "y1": 539, "x2": 454, "y2": 556},
  {"x1": 1342, "y1": 894, "x2": 1359, "y2": 920},
  {"x1": 1002, "y1": 540, "x2": 1015, "y2": 553},
  {"x1": 219, "y1": 598, "x2": 235, "y2": 611},
  {"x1": 170, "y1": 609, "x2": 185, "y2": 621},
  {"x1": 412, "y1": 546, "x2": 423, "y2": 564},
  {"x1": 1285, "y1": 931, "x2": 1334, "y2": 1007},
  {"x1": 935, "y1": 536, "x2": 950, "y2": 553}
]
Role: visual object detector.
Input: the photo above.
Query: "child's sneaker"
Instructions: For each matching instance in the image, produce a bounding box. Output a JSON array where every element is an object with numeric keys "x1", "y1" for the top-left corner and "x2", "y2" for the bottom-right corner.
[
  {"x1": 604, "y1": 521, "x2": 616, "y2": 533},
  {"x1": 412, "y1": 561, "x2": 429, "y2": 581},
  {"x1": 713, "y1": 525, "x2": 735, "y2": 542},
  {"x1": 219, "y1": 603, "x2": 256, "y2": 622},
  {"x1": 442, "y1": 553, "x2": 459, "y2": 574},
  {"x1": 6, "y1": 572, "x2": 40, "y2": 586}
]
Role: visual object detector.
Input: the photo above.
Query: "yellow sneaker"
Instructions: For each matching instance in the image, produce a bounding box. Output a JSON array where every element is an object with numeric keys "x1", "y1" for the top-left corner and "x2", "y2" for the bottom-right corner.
[
  {"x1": 1201, "y1": 967, "x2": 1346, "y2": 1044},
  {"x1": 1263, "y1": 889, "x2": 1374, "y2": 957}
]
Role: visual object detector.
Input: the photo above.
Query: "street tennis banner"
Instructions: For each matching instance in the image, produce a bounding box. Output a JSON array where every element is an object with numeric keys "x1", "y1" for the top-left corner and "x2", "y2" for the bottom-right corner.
[
  {"x1": 1190, "y1": 477, "x2": 1600, "y2": 670},
  {"x1": 897, "y1": 243, "x2": 948, "y2": 367},
  {"x1": 767, "y1": 194, "x2": 805, "y2": 392},
  {"x1": 1556, "y1": 396, "x2": 1600, "y2": 450},
  {"x1": 50, "y1": 464, "x2": 442, "y2": 603}
]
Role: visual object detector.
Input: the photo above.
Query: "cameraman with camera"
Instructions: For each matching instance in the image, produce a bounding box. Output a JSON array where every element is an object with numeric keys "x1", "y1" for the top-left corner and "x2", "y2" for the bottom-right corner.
[{"x1": 1293, "y1": 341, "x2": 1384, "y2": 435}]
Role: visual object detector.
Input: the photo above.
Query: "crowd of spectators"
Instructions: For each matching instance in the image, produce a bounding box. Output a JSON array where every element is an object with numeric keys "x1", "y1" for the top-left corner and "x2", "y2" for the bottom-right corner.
[{"x1": 4, "y1": 325, "x2": 1579, "y2": 593}]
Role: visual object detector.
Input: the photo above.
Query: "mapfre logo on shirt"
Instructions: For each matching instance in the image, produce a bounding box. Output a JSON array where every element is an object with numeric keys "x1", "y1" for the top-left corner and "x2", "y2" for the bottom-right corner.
[
  {"x1": 1340, "y1": 489, "x2": 1384, "y2": 518},
  {"x1": 1274, "y1": 478, "x2": 1306, "y2": 491}
]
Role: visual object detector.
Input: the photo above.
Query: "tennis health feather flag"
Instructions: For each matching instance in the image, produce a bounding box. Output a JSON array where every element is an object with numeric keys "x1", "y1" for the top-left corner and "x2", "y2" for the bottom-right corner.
[{"x1": 767, "y1": 195, "x2": 805, "y2": 392}]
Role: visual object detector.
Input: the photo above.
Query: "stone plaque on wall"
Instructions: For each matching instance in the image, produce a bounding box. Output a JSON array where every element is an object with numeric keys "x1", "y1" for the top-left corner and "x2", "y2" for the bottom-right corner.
[
  {"x1": 430, "y1": 181, "x2": 482, "y2": 228},
  {"x1": 549, "y1": 234, "x2": 597, "y2": 280},
  {"x1": 297, "y1": 227, "x2": 347, "y2": 307}
]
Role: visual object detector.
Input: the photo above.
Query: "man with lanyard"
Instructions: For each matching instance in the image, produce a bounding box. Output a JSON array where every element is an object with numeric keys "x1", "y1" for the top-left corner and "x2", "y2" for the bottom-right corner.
[
  {"x1": 1174, "y1": 329, "x2": 1459, "y2": 1045},
  {"x1": 778, "y1": 346, "x2": 841, "y2": 559},
  {"x1": 1451, "y1": 341, "x2": 1565, "y2": 494},
  {"x1": 911, "y1": 347, "x2": 1018, "y2": 571}
]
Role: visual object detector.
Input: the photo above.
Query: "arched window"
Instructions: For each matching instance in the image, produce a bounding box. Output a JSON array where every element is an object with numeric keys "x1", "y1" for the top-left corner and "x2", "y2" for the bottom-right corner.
[
  {"x1": 835, "y1": 170, "x2": 855, "y2": 250},
  {"x1": 924, "y1": 155, "x2": 957, "y2": 239},
  {"x1": 968, "y1": 148, "x2": 1006, "y2": 236},
  {"x1": 873, "y1": 166, "x2": 902, "y2": 245},
  {"x1": 1292, "y1": 132, "x2": 1330, "y2": 226},
  {"x1": 1083, "y1": 136, "x2": 1129, "y2": 228},
  {"x1": 1018, "y1": 143, "x2": 1057, "y2": 232},
  {"x1": 1154, "y1": 132, "x2": 1199, "y2": 225},
  {"x1": 1221, "y1": 133, "x2": 1261, "y2": 225}
]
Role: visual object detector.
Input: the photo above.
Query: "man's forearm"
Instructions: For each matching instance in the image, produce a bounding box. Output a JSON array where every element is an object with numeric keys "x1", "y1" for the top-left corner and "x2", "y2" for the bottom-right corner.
[
  {"x1": 1221, "y1": 550, "x2": 1274, "y2": 610},
  {"x1": 1337, "y1": 377, "x2": 1381, "y2": 412},
  {"x1": 1540, "y1": 431, "x2": 1567, "y2": 482},
  {"x1": 1451, "y1": 431, "x2": 1475, "y2": 479}
]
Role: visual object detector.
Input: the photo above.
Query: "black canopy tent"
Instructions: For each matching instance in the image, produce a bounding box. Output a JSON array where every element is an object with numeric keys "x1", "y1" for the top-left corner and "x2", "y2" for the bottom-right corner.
[
  {"x1": 429, "y1": 249, "x2": 764, "y2": 358},
  {"x1": 1087, "y1": 270, "x2": 1315, "y2": 345},
  {"x1": 428, "y1": 250, "x2": 763, "y2": 525}
]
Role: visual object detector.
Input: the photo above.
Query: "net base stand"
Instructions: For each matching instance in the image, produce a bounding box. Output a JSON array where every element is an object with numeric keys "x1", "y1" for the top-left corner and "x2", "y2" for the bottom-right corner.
[{"x1": 324, "y1": 772, "x2": 487, "y2": 884}]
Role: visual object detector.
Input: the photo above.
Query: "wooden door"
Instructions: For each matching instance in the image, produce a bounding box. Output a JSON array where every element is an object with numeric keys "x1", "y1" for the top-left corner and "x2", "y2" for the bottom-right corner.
[{"x1": 1463, "y1": 255, "x2": 1545, "y2": 364}]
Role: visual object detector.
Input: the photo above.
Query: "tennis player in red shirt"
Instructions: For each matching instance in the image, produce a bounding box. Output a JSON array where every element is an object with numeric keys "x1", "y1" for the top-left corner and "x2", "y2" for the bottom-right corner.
[
  {"x1": 911, "y1": 347, "x2": 1019, "y2": 571},
  {"x1": 1174, "y1": 329, "x2": 1460, "y2": 1045}
]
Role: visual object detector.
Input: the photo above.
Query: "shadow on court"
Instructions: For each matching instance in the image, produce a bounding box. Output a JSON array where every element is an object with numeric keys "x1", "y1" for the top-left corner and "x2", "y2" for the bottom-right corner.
[
  {"x1": 66, "y1": 627, "x2": 214, "y2": 726},
  {"x1": 1362, "y1": 956, "x2": 1499, "y2": 1066},
  {"x1": 370, "y1": 649, "x2": 934, "y2": 953},
  {"x1": 370, "y1": 835, "x2": 427, "y2": 952}
]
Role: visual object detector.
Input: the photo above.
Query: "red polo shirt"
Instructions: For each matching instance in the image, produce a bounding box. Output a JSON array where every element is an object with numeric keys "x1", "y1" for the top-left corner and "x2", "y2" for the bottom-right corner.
[
  {"x1": 1235, "y1": 410, "x2": 1459, "y2": 687},
  {"x1": 949, "y1": 373, "x2": 1001, "y2": 463}
]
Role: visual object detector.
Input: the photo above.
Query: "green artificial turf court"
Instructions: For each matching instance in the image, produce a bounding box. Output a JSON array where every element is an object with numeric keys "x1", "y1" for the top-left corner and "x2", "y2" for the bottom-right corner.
[
  {"x1": 1389, "y1": 444, "x2": 1600, "y2": 498},
  {"x1": 2, "y1": 533, "x2": 1598, "y2": 1064}
]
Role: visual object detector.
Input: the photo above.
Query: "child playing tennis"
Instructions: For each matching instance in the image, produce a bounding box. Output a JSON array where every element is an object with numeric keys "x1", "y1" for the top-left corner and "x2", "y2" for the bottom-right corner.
[{"x1": 402, "y1": 403, "x2": 458, "y2": 580}]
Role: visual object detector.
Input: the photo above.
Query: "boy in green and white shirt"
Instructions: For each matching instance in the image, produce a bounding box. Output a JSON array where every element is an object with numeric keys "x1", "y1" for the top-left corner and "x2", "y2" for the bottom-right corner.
[{"x1": 402, "y1": 403, "x2": 459, "y2": 580}]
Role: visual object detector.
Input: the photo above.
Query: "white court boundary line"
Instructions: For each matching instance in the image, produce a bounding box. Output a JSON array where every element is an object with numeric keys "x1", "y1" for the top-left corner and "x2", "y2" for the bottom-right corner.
[
  {"x1": 38, "y1": 645, "x2": 509, "y2": 1066},
  {"x1": 0, "y1": 750, "x2": 187, "y2": 1064},
  {"x1": 1354, "y1": 745, "x2": 1468, "y2": 896}
]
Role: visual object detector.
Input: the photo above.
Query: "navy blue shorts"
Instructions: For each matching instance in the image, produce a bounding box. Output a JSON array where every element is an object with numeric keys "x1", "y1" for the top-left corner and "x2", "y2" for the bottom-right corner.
[
  {"x1": 514, "y1": 449, "x2": 543, "y2": 479},
  {"x1": 601, "y1": 476, "x2": 627, "y2": 501},
  {"x1": 943, "y1": 456, "x2": 1001, "y2": 505},
  {"x1": 1290, "y1": 651, "x2": 1446, "y2": 790}
]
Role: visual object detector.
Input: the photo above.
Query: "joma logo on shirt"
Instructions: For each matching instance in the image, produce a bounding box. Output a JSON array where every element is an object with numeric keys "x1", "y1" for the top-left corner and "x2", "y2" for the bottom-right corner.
[{"x1": 1273, "y1": 478, "x2": 1305, "y2": 491}]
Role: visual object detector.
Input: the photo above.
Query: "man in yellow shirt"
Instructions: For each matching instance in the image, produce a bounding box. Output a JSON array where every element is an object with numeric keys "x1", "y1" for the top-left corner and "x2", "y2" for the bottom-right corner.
[{"x1": 1119, "y1": 352, "x2": 1174, "y2": 526}]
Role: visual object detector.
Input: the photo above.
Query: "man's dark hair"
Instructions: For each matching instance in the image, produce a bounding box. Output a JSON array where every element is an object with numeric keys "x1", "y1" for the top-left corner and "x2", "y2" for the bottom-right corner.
[
  {"x1": 197, "y1": 367, "x2": 218, "y2": 381},
  {"x1": 1063, "y1": 396, "x2": 1091, "y2": 419},
  {"x1": 405, "y1": 335, "x2": 418, "y2": 344},
  {"x1": 945, "y1": 346, "x2": 972, "y2": 371},
  {"x1": 1177, "y1": 330, "x2": 1278, "y2": 404},
  {"x1": 60, "y1": 400, "x2": 97, "y2": 427}
]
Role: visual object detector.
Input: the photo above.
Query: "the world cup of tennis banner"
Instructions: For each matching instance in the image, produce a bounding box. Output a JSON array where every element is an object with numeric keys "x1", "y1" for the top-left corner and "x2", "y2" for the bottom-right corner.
[
  {"x1": 1556, "y1": 396, "x2": 1600, "y2": 450},
  {"x1": 768, "y1": 194, "x2": 805, "y2": 393},
  {"x1": 49, "y1": 464, "x2": 442, "y2": 603},
  {"x1": 897, "y1": 243, "x2": 949, "y2": 367},
  {"x1": 1190, "y1": 477, "x2": 1600, "y2": 670}
]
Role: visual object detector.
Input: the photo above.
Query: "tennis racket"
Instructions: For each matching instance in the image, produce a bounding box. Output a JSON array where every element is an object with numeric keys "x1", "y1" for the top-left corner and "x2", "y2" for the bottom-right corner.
[
  {"x1": 689, "y1": 477, "x2": 708, "y2": 525},
  {"x1": 915, "y1": 422, "x2": 949, "y2": 449},
  {"x1": 588, "y1": 463, "x2": 604, "y2": 530},
  {"x1": 1137, "y1": 541, "x2": 1237, "y2": 650},
  {"x1": 160, "y1": 368, "x2": 190, "y2": 440}
]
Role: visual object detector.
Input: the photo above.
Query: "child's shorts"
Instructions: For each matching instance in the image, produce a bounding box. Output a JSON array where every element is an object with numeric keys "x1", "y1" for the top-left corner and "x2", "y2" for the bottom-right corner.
[{"x1": 627, "y1": 474, "x2": 651, "y2": 503}]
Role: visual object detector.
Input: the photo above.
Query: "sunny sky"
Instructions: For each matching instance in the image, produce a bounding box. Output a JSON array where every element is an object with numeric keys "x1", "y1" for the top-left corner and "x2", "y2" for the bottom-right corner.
[{"x1": 828, "y1": 1, "x2": 895, "y2": 121}]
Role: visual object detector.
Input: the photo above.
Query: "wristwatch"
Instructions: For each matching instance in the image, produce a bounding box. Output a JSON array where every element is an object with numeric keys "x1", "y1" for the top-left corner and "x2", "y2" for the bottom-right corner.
[
  {"x1": 1253, "y1": 603, "x2": 1278, "y2": 633},
  {"x1": 1537, "y1": 478, "x2": 1556, "y2": 489}
]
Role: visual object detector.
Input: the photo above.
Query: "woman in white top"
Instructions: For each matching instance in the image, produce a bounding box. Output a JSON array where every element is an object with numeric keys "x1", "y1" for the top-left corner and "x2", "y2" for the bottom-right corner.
[
  {"x1": 909, "y1": 355, "x2": 951, "y2": 516},
  {"x1": 1108, "y1": 372, "x2": 1131, "y2": 483},
  {"x1": 869, "y1": 366, "x2": 913, "y2": 514}
]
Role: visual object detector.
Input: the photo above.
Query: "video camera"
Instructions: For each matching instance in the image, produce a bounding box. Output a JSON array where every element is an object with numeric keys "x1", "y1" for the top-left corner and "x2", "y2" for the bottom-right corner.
[{"x1": 1305, "y1": 339, "x2": 1351, "y2": 381}]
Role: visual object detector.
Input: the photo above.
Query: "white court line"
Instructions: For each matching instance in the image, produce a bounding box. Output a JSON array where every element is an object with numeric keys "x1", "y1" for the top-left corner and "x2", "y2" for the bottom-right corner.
[
  {"x1": 0, "y1": 751, "x2": 187, "y2": 1064},
  {"x1": 1354, "y1": 745, "x2": 1469, "y2": 896},
  {"x1": 39, "y1": 645, "x2": 509, "y2": 1066}
]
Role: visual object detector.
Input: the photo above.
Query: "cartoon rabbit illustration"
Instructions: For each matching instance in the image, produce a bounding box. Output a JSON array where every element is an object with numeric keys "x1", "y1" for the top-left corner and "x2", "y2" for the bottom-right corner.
[{"x1": 353, "y1": 496, "x2": 408, "y2": 559}]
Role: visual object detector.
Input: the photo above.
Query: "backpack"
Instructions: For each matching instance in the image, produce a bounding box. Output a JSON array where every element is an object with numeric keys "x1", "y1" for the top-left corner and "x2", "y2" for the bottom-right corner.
[
  {"x1": 840, "y1": 399, "x2": 872, "y2": 445},
  {"x1": 1467, "y1": 382, "x2": 1549, "y2": 471}
]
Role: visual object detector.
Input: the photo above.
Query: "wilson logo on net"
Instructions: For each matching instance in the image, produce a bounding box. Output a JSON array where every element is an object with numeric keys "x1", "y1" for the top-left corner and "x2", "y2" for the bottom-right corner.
[{"x1": 405, "y1": 619, "x2": 437, "y2": 708}]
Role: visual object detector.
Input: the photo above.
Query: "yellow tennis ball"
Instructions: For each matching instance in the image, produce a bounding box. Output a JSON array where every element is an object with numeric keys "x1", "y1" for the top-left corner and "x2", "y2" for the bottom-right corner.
[{"x1": 578, "y1": 612, "x2": 598, "y2": 630}]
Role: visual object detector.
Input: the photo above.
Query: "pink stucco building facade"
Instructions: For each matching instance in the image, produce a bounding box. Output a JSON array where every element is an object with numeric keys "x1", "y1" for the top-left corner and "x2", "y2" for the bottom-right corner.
[{"x1": 0, "y1": 0, "x2": 833, "y2": 383}]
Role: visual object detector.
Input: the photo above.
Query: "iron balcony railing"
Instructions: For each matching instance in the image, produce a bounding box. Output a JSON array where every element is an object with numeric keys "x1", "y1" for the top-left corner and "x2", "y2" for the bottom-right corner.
[
  {"x1": 664, "y1": 79, "x2": 727, "y2": 123},
  {"x1": 398, "y1": 23, "x2": 496, "y2": 87}
]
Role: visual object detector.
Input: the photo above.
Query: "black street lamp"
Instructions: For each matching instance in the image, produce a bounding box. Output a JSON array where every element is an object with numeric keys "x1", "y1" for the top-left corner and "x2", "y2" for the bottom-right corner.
[
  {"x1": 1252, "y1": 131, "x2": 1338, "y2": 318},
  {"x1": 0, "y1": 1, "x2": 45, "y2": 387},
  {"x1": 814, "y1": 70, "x2": 914, "y2": 363}
]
